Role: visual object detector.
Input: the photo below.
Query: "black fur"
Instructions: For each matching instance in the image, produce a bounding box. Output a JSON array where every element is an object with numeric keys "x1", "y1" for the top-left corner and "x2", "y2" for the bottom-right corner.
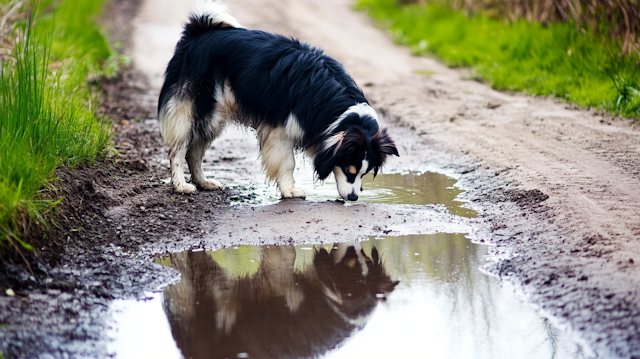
[
  {"x1": 159, "y1": 9, "x2": 399, "y2": 196},
  {"x1": 160, "y1": 15, "x2": 367, "y2": 144}
]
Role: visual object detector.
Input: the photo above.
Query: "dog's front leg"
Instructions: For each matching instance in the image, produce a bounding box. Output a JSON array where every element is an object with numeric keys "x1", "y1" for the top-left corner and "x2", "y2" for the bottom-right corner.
[
  {"x1": 258, "y1": 126, "x2": 306, "y2": 199},
  {"x1": 277, "y1": 157, "x2": 306, "y2": 199}
]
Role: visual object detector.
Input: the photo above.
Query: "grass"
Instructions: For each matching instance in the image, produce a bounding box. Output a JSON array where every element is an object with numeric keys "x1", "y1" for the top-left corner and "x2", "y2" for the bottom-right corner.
[
  {"x1": 0, "y1": 0, "x2": 121, "y2": 253},
  {"x1": 356, "y1": 0, "x2": 640, "y2": 118}
]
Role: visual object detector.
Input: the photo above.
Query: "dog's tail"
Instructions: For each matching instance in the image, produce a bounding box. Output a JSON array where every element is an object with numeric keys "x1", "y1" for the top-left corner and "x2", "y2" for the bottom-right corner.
[{"x1": 184, "y1": 0, "x2": 243, "y2": 41}]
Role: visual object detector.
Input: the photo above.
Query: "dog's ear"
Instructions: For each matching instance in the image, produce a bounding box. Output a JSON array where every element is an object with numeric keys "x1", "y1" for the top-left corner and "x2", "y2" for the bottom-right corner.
[
  {"x1": 373, "y1": 128, "x2": 399, "y2": 157},
  {"x1": 371, "y1": 128, "x2": 399, "y2": 177},
  {"x1": 314, "y1": 131, "x2": 346, "y2": 180},
  {"x1": 314, "y1": 129, "x2": 367, "y2": 180}
]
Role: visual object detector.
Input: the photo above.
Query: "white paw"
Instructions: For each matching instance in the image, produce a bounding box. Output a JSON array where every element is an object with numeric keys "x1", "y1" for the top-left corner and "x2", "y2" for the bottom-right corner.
[
  {"x1": 281, "y1": 187, "x2": 306, "y2": 199},
  {"x1": 174, "y1": 182, "x2": 197, "y2": 194},
  {"x1": 198, "y1": 179, "x2": 224, "y2": 191}
]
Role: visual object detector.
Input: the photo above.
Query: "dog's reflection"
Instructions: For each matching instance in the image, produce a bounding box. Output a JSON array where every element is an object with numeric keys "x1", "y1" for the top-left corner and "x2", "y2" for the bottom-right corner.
[{"x1": 163, "y1": 243, "x2": 398, "y2": 359}]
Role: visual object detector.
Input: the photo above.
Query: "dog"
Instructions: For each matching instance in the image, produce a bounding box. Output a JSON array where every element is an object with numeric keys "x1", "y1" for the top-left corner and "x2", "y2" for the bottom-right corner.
[{"x1": 158, "y1": 0, "x2": 399, "y2": 201}]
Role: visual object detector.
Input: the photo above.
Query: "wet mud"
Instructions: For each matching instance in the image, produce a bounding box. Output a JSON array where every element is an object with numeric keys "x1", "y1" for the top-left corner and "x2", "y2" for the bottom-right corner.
[{"x1": 1, "y1": 0, "x2": 640, "y2": 357}]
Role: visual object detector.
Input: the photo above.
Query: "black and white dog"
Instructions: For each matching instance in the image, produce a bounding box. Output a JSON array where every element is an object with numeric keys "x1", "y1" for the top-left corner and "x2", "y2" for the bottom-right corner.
[{"x1": 158, "y1": 0, "x2": 398, "y2": 201}]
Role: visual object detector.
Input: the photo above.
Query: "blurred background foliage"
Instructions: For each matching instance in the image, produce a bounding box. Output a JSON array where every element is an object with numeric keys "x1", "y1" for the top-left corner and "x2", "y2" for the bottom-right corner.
[
  {"x1": 403, "y1": 0, "x2": 640, "y2": 55},
  {"x1": 359, "y1": 0, "x2": 640, "y2": 118}
]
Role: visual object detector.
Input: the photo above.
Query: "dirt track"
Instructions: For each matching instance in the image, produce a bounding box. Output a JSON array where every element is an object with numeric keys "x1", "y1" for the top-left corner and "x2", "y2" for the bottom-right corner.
[{"x1": 132, "y1": 0, "x2": 640, "y2": 357}]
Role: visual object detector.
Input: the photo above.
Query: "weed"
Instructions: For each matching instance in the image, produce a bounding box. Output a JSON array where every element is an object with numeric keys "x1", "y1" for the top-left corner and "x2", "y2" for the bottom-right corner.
[{"x1": 0, "y1": 0, "x2": 118, "y2": 251}]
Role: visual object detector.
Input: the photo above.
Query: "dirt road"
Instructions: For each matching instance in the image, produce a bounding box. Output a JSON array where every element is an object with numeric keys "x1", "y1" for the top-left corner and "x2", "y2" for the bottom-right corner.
[
  {"x1": 2, "y1": 0, "x2": 639, "y2": 357},
  {"x1": 130, "y1": 0, "x2": 640, "y2": 357}
]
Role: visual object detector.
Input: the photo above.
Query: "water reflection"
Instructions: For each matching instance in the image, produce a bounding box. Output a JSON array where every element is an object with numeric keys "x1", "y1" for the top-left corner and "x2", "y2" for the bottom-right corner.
[
  {"x1": 155, "y1": 235, "x2": 587, "y2": 359},
  {"x1": 162, "y1": 243, "x2": 397, "y2": 359}
]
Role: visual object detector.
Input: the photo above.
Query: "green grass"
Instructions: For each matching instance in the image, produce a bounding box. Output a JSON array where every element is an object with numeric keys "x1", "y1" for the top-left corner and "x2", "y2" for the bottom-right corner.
[
  {"x1": 356, "y1": 0, "x2": 640, "y2": 118},
  {"x1": 0, "y1": 0, "x2": 121, "y2": 251}
]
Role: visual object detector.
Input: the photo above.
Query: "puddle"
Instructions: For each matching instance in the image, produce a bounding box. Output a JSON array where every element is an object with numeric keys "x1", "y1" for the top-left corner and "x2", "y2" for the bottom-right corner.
[
  {"x1": 230, "y1": 163, "x2": 476, "y2": 218},
  {"x1": 302, "y1": 171, "x2": 476, "y2": 217},
  {"x1": 188, "y1": 127, "x2": 473, "y2": 217},
  {"x1": 108, "y1": 235, "x2": 586, "y2": 359},
  {"x1": 232, "y1": 168, "x2": 475, "y2": 218},
  {"x1": 226, "y1": 158, "x2": 475, "y2": 218}
]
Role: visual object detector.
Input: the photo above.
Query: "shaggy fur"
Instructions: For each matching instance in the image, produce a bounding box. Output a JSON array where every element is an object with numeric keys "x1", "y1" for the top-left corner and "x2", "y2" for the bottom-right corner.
[{"x1": 158, "y1": 0, "x2": 399, "y2": 200}]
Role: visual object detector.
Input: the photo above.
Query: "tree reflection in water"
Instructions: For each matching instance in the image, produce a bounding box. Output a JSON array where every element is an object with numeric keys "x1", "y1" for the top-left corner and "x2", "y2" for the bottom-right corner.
[{"x1": 162, "y1": 243, "x2": 398, "y2": 359}]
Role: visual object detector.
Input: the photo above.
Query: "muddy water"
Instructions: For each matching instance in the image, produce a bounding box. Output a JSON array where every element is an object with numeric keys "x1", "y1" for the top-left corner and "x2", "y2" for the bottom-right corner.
[
  {"x1": 174, "y1": 125, "x2": 472, "y2": 219},
  {"x1": 303, "y1": 171, "x2": 476, "y2": 218},
  {"x1": 108, "y1": 235, "x2": 586, "y2": 359},
  {"x1": 246, "y1": 164, "x2": 475, "y2": 218}
]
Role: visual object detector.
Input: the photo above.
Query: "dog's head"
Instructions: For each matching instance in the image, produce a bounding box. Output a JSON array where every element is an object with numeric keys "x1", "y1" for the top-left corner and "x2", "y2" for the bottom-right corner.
[{"x1": 314, "y1": 105, "x2": 399, "y2": 201}]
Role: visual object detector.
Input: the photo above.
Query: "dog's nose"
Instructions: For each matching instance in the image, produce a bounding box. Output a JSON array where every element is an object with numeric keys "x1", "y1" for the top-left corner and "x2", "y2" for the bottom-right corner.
[{"x1": 347, "y1": 192, "x2": 359, "y2": 201}]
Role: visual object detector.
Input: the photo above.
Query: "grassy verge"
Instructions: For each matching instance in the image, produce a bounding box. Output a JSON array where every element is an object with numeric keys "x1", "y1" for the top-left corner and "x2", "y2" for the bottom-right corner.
[
  {"x1": 356, "y1": 0, "x2": 640, "y2": 118},
  {"x1": 0, "y1": 0, "x2": 121, "y2": 253}
]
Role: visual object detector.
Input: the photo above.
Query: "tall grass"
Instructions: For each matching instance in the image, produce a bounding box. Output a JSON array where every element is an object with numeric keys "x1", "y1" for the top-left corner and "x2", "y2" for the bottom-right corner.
[
  {"x1": 357, "y1": 0, "x2": 640, "y2": 118},
  {"x1": 0, "y1": 0, "x2": 118, "y2": 253}
]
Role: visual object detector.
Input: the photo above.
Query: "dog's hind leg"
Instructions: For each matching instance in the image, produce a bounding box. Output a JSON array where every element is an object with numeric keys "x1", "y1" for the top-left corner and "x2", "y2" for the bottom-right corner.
[
  {"x1": 168, "y1": 145, "x2": 197, "y2": 194},
  {"x1": 183, "y1": 78, "x2": 233, "y2": 191},
  {"x1": 257, "y1": 125, "x2": 306, "y2": 199},
  {"x1": 160, "y1": 93, "x2": 199, "y2": 194},
  {"x1": 186, "y1": 140, "x2": 223, "y2": 190}
]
